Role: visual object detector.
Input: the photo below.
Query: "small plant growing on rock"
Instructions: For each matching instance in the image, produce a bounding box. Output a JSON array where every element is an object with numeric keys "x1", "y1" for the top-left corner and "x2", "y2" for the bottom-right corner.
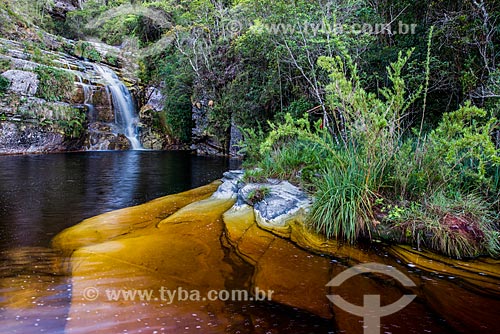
[
  {"x1": 243, "y1": 169, "x2": 267, "y2": 183},
  {"x1": 34, "y1": 66, "x2": 74, "y2": 102},
  {"x1": 246, "y1": 187, "x2": 271, "y2": 205},
  {"x1": 0, "y1": 58, "x2": 11, "y2": 71},
  {"x1": 0, "y1": 74, "x2": 9, "y2": 95},
  {"x1": 74, "y1": 41, "x2": 102, "y2": 62}
]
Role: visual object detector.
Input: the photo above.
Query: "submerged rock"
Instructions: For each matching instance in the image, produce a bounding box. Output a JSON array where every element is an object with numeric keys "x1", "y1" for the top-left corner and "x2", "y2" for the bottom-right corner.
[
  {"x1": 52, "y1": 182, "x2": 220, "y2": 254},
  {"x1": 53, "y1": 184, "x2": 237, "y2": 333},
  {"x1": 223, "y1": 205, "x2": 333, "y2": 319},
  {"x1": 50, "y1": 175, "x2": 500, "y2": 334}
]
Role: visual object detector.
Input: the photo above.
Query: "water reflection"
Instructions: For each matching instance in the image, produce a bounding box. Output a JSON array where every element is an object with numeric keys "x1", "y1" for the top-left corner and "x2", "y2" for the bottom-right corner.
[
  {"x1": 0, "y1": 151, "x2": 238, "y2": 334},
  {"x1": 0, "y1": 151, "x2": 239, "y2": 250}
]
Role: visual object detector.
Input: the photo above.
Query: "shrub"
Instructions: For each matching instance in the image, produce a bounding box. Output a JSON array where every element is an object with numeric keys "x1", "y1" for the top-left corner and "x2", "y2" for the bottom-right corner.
[
  {"x1": 242, "y1": 47, "x2": 499, "y2": 257},
  {"x1": 73, "y1": 41, "x2": 102, "y2": 62},
  {"x1": 242, "y1": 169, "x2": 267, "y2": 184},
  {"x1": 57, "y1": 108, "x2": 86, "y2": 139},
  {"x1": 0, "y1": 58, "x2": 11, "y2": 72},
  {"x1": 238, "y1": 125, "x2": 265, "y2": 166},
  {"x1": 246, "y1": 187, "x2": 271, "y2": 205},
  {"x1": 308, "y1": 149, "x2": 378, "y2": 242},
  {"x1": 34, "y1": 66, "x2": 74, "y2": 102},
  {"x1": 428, "y1": 102, "x2": 499, "y2": 191},
  {"x1": 387, "y1": 192, "x2": 500, "y2": 258},
  {"x1": 0, "y1": 75, "x2": 9, "y2": 95}
]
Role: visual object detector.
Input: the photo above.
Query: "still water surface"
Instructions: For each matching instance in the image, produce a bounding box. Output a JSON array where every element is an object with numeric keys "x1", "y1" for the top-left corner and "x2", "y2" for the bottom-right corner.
[{"x1": 0, "y1": 151, "x2": 238, "y2": 250}]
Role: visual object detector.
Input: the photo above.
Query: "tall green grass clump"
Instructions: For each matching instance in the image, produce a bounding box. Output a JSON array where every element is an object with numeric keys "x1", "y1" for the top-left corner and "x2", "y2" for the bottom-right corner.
[{"x1": 309, "y1": 149, "x2": 377, "y2": 242}]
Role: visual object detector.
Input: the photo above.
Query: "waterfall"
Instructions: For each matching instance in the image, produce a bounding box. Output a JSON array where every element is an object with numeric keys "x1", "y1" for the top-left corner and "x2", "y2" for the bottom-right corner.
[{"x1": 93, "y1": 64, "x2": 142, "y2": 150}]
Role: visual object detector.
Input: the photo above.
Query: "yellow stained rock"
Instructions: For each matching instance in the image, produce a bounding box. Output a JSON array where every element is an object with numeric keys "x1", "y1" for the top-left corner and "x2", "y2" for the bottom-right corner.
[
  {"x1": 50, "y1": 181, "x2": 500, "y2": 334},
  {"x1": 52, "y1": 182, "x2": 220, "y2": 254},
  {"x1": 389, "y1": 244, "x2": 500, "y2": 293},
  {"x1": 0, "y1": 247, "x2": 66, "y2": 309},
  {"x1": 223, "y1": 205, "x2": 333, "y2": 319},
  {"x1": 57, "y1": 187, "x2": 237, "y2": 333}
]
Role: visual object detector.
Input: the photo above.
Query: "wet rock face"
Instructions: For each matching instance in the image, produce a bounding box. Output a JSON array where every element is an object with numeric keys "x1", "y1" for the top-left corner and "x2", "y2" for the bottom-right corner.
[
  {"x1": 1, "y1": 70, "x2": 39, "y2": 96},
  {"x1": 85, "y1": 123, "x2": 131, "y2": 150},
  {"x1": 0, "y1": 121, "x2": 65, "y2": 154},
  {"x1": 229, "y1": 121, "x2": 243, "y2": 157},
  {"x1": 137, "y1": 103, "x2": 175, "y2": 151},
  {"x1": 0, "y1": 31, "x2": 145, "y2": 154},
  {"x1": 145, "y1": 86, "x2": 165, "y2": 112},
  {"x1": 48, "y1": 0, "x2": 79, "y2": 20},
  {"x1": 91, "y1": 88, "x2": 115, "y2": 122},
  {"x1": 191, "y1": 103, "x2": 244, "y2": 156}
]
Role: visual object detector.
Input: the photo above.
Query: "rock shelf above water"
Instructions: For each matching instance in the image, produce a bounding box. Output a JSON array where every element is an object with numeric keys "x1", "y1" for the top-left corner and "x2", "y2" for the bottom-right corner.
[{"x1": 51, "y1": 172, "x2": 500, "y2": 334}]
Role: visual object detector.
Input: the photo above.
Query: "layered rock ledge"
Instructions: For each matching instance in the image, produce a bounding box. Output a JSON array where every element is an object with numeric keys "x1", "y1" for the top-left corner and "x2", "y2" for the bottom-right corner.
[{"x1": 51, "y1": 172, "x2": 500, "y2": 334}]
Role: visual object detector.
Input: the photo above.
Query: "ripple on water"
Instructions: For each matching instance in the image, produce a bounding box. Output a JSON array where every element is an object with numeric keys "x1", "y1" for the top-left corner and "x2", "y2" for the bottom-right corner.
[{"x1": 0, "y1": 247, "x2": 71, "y2": 334}]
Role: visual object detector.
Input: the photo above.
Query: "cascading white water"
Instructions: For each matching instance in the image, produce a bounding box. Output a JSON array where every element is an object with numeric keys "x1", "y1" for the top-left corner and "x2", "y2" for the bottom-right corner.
[{"x1": 94, "y1": 64, "x2": 142, "y2": 150}]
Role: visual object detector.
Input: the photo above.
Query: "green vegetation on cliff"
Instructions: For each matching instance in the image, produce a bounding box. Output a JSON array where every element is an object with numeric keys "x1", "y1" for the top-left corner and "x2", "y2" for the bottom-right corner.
[{"x1": 34, "y1": 66, "x2": 75, "y2": 102}]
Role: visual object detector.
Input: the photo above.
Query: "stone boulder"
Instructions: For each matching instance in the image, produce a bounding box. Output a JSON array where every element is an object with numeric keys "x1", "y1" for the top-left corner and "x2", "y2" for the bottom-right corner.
[
  {"x1": 211, "y1": 170, "x2": 245, "y2": 200},
  {"x1": 0, "y1": 122, "x2": 65, "y2": 154},
  {"x1": 1, "y1": 70, "x2": 39, "y2": 96},
  {"x1": 85, "y1": 122, "x2": 132, "y2": 150},
  {"x1": 145, "y1": 86, "x2": 165, "y2": 112},
  {"x1": 212, "y1": 171, "x2": 313, "y2": 236},
  {"x1": 48, "y1": 0, "x2": 79, "y2": 19},
  {"x1": 238, "y1": 180, "x2": 312, "y2": 236}
]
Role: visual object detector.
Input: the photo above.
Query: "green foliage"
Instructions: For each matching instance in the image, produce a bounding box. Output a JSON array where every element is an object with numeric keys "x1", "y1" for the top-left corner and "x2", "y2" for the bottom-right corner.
[
  {"x1": 238, "y1": 125, "x2": 266, "y2": 165},
  {"x1": 276, "y1": 98, "x2": 315, "y2": 121},
  {"x1": 246, "y1": 186, "x2": 271, "y2": 205},
  {"x1": 428, "y1": 102, "x2": 499, "y2": 190},
  {"x1": 57, "y1": 108, "x2": 86, "y2": 139},
  {"x1": 248, "y1": 46, "x2": 499, "y2": 257},
  {"x1": 387, "y1": 192, "x2": 500, "y2": 258},
  {"x1": 309, "y1": 149, "x2": 377, "y2": 242},
  {"x1": 5, "y1": 0, "x2": 55, "y2": 30},
  {"x1": 161, "y1": 54, "x2": 193, "y2": 142},
  {"x1": 318, "y1": 49, "x2": 421, "y2": 152},
  {"x1": 62, "y1": 0, "x2": 168, "y2": 46},
  {"x1": 0, "y1": 58, "x2": 11, "y2": 72},
  {"x1": 31, "y1": 46, "x2": 56, "y2": 66},
  {"x1": 34, "y1": 66, "x2": 74, "y2": 102},
  {"x1": 208, "y1": 102, "x2": 232, "y2": 151},
  {"x1": 0, "y1": 75, "x2": 10, "y2": 95},
  {"x1": 242, "y1": 169, "x2": 267, "y2": 184},
  {"x1": 105, "y1": 53, "x2": 119, "y2": 67},
  {"x1": 73, "y1": 41, "x2": 102, "y2": 62},
  {"x1": 391, "y1": 103, "x2": 499, "y2": 199}
]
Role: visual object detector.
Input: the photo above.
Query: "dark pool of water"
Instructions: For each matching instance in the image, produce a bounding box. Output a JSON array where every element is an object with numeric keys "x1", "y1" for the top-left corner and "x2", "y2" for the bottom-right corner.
[{"x1": 0, "y1": 151, "x2": 239, "y2": 251}]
